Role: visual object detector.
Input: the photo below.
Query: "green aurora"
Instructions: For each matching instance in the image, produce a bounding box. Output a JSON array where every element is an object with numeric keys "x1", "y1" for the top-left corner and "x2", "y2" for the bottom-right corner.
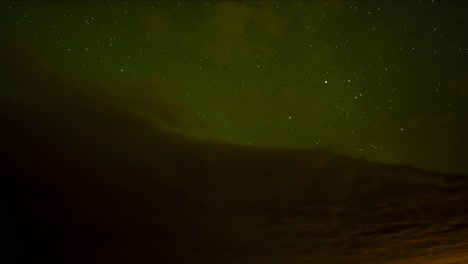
[{"x1": 1, "y1": 1, "x2": 467, "y2": 173}]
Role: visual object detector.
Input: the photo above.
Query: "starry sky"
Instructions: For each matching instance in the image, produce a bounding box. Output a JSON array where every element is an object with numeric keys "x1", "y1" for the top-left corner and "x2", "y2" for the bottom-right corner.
[{"x1": 1, "y1": 1, "x2": 467, "y2": 174}]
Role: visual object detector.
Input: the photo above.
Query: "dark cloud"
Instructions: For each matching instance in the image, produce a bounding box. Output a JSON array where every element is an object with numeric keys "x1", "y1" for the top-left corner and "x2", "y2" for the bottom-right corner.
[
  {"x1": 448, "y1": 75, "x2": 468, "y2": 99},
  {"x1": 141, "y1": 1, "x2": 298, "y2": 65},
  {"x1": 375, "y1": 112, "x2": 454, "y2": 129},
  {"x1": 407, "y1": 112, "x2": 454, "y2": 128},
  {"x1": 0, "y1": 39, "x2": 190, "y2": 132}
]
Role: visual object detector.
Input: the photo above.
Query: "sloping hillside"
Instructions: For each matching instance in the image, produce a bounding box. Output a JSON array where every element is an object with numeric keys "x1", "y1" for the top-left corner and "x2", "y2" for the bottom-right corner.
[{"x1": 1, "y1": 43, "x2": 468, "y2": 264}]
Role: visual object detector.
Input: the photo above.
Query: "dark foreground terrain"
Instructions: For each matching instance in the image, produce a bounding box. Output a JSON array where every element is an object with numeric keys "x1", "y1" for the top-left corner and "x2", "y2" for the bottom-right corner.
[{"x1": 1, "y1": 43, "x2": 468, "y2": 264}]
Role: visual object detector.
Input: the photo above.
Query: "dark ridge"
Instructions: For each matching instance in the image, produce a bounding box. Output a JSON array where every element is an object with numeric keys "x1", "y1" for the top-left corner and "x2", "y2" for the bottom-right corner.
[{"x1": 1, "y1": 41, "x2": 468, "y2": 264}]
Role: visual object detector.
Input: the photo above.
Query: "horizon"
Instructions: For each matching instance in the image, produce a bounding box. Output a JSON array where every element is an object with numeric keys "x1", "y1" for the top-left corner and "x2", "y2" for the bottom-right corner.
[{"x1": 0, "y1": 1, "x2": 467, "y2": 173}]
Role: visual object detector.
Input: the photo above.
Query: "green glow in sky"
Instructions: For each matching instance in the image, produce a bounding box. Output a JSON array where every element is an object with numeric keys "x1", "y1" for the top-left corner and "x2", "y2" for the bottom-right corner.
[{"x1": 1, "y1": 1, "x2": 467, "y2": 173}]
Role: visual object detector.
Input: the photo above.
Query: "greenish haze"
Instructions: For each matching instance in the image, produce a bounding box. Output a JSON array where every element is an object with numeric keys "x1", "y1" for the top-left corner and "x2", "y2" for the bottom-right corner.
[{"x1": 1, "y1": 1, "x2": 467, "y2": 173}]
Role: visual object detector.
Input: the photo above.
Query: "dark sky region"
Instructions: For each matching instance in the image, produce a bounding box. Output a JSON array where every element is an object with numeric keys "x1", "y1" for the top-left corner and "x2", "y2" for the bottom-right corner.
[{"x1": 0, "y1": 1, "x2": 467, "y2": 174}]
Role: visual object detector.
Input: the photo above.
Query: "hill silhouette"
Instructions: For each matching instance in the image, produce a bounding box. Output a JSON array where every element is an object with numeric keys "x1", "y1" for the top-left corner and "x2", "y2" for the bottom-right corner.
[{"x1": 1, "y1": 41, "x2": 468, "y2": 264}]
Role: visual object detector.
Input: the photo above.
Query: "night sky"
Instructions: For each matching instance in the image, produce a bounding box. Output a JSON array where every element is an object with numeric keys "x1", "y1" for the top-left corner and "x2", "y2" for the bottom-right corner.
[{"x1": 1, "y1": 1, "x2": 467, "y2": 174}]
